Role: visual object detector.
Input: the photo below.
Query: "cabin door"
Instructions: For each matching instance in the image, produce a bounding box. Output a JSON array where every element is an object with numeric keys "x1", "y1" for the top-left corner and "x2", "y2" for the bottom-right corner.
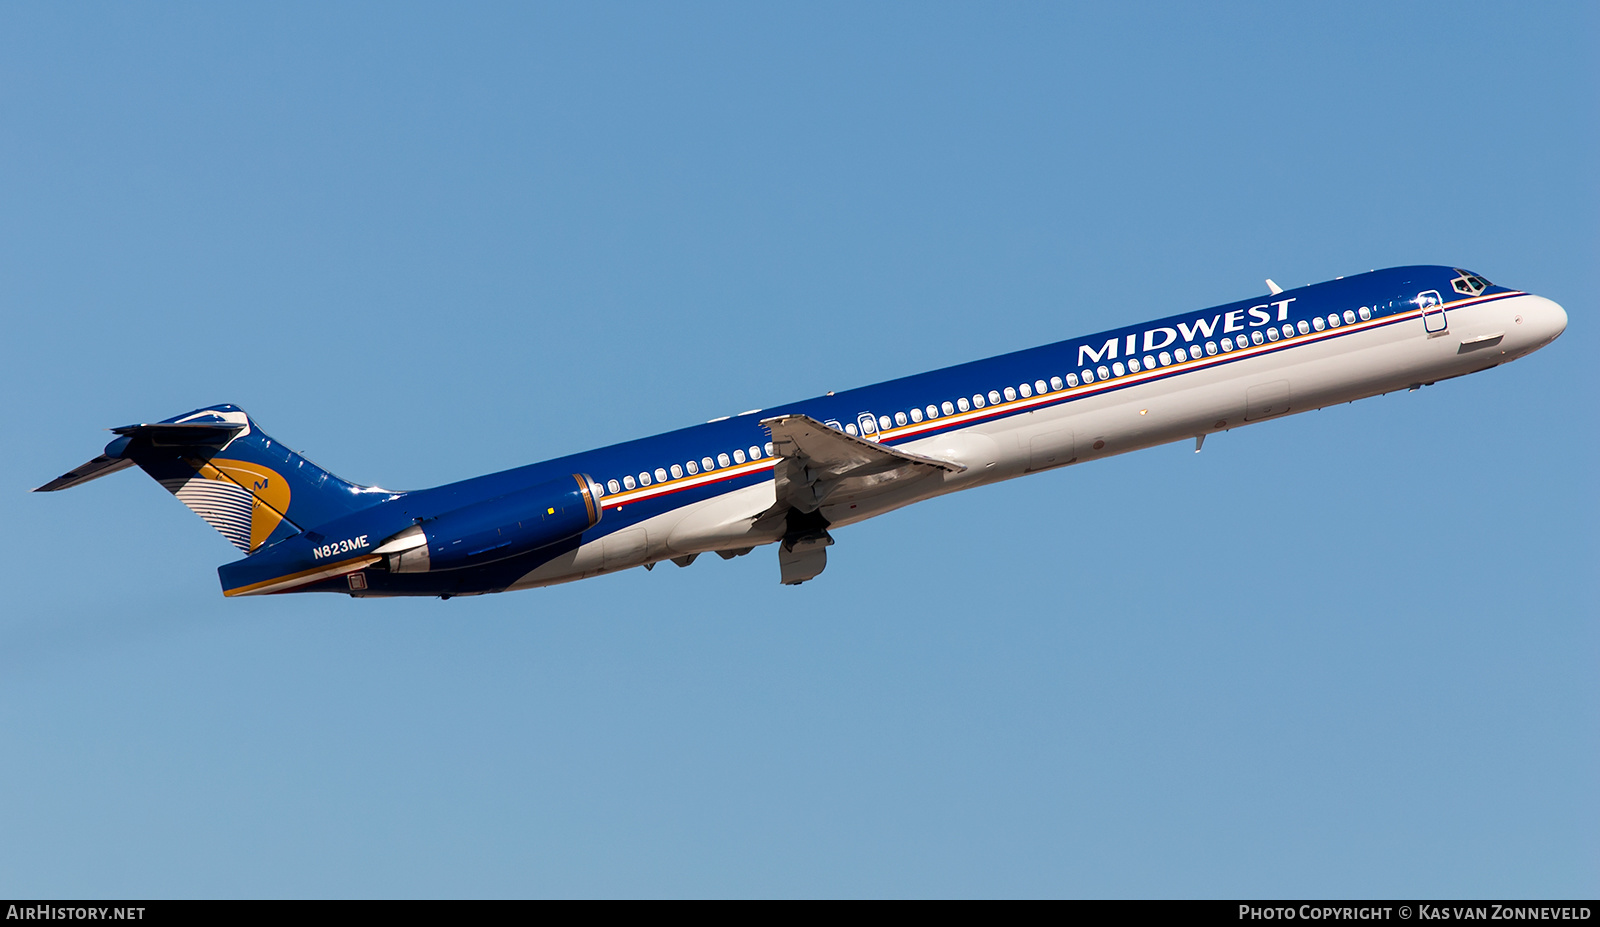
[
  {"x1": 1419, "y1": 289, "x2": 1447, "y2": 334},
  {"x1": 856, "y1": 412, "x2": 881, "y2": 442}
]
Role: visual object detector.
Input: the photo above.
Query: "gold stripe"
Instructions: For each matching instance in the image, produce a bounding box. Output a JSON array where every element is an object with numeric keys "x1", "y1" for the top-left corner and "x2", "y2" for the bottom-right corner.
[
  {"x1": 575, "y1": 474, "x2": 597, "y2": 524},
  {"x1": 223, "y1": 554, "x2": 379, "y2": 597},
  {"x1": 595, "y1": 290, "x2": 1525, "y2": 498}
]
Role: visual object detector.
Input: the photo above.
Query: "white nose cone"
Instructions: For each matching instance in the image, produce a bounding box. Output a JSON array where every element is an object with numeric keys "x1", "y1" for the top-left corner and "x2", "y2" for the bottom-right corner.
[{"x1": 1529, "y1": 295, "x2": 1569, "y2": 346}]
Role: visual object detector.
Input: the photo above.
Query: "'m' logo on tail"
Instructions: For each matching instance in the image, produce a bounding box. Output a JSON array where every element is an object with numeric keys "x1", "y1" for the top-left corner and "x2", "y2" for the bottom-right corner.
[{"x1": 161, "y1": 459, "x2": 292, "y2": 552}]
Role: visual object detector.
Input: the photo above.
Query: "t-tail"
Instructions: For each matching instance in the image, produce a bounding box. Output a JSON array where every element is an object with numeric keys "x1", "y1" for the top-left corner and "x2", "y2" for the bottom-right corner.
[{"x1": 33, "y1": 404, "x2": 389, "y2": 553}]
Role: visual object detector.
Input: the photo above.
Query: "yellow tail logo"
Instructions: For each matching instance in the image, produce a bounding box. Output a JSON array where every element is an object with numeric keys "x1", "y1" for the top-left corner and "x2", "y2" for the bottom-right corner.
[{"x1": 166, "y1": 458, "x2": 293, "y2": 551}]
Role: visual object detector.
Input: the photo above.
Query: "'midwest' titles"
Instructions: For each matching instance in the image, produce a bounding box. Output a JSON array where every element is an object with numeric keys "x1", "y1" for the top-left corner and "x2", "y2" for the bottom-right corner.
[{"x1": 1077, "y1": 298, "x2": 1297, "y2": 366}]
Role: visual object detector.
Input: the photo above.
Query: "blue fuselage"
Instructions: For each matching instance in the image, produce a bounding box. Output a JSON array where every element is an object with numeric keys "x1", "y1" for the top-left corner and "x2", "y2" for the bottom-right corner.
[{"x1": 198, "y1": 264, "x2": 1564, "y2": 597}]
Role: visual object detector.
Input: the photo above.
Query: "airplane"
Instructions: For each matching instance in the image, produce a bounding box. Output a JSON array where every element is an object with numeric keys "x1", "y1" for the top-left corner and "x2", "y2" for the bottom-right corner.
[{"x1": 36, "y1": 265, "x2": 1567, "y2": 598}]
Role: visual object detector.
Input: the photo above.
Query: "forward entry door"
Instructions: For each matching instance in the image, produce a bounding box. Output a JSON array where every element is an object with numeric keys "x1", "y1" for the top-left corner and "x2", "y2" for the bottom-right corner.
[{"x1": 1419, "y1": 289, "x2": 1447, "y2": 334}]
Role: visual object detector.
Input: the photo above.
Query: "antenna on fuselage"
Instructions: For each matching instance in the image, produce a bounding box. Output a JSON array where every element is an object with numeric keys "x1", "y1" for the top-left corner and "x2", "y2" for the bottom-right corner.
[{"x1": 1265, "y1": 279, "x2": 1284, "y2": 295}]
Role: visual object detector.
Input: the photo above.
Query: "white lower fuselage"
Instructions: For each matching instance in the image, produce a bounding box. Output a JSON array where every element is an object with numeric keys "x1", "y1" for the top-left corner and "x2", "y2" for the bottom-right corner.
[{"x1": 512, "y1": 291, "x2": 1565, "y2": 589}]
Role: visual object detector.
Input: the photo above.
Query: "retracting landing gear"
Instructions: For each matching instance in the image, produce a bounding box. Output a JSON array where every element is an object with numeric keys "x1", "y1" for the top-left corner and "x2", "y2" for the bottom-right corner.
[{"x1": 779, "y1": 508, "x2": 833, "y2": 585}]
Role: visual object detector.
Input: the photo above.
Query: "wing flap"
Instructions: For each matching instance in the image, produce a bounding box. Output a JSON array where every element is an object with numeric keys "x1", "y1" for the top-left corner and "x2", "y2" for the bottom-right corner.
[
  {"x1": 762, "y1": 414, "x2": 963, "y2": 475},
  {"x1": 760, "y1": 414, "x2": 964, "y2": 513}
]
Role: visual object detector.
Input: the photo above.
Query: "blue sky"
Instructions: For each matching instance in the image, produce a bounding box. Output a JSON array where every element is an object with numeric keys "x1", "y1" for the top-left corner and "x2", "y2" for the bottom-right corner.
[{"x1": 2, "y1": 2, "x2": 1595, "y2": 898}]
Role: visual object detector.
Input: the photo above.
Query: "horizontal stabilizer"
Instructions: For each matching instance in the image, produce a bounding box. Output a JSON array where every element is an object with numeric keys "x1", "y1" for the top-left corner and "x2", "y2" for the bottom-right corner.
[
  {"x1": 35, "y1": 404, "x2": 383, "y2": 554},
  {"x1": 110, "y1": 422, "x2": 246, "y2": 446},
  {"x1": 34, "y1": 421, "x2": 245, "y2": 492},
  {"x1": 33, "y1": 455, "x2": 136, "y2": 492}
]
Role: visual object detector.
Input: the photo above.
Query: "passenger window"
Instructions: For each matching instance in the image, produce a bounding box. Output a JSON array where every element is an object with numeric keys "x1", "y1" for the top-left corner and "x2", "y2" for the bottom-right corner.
[
  {"x1": 717, "y1": 453, "x2": 730, "y2": 468},
  {"x1": 1312, "y1": 317, "x2": 1325, "y2": 331},
  {"x1": 1250, "y1": 330, "x2": 1262, "y2": 345},
  {"x1": 1158, "y1": 351, "x2": 1171, "y2": 366},
  {"x1": 1358, "y1": 306, "x2": 1371, "y2": 320},
  {"x1": 1003, "y1": 387, "x2": 1016, "y2": 401},
  {"x1": 1082, "y1": 369, "x2": 1095, "y2": 383},
  {"x1": 655, "y1": 468, "x2": 668, "y2": 482},
  {"x1": 1036, "y1": 379, "x2": 1048, "y2": 394},
  {"x1": 1220, "y1": 338, "x2": 1234, "y2": 352},
  {"x1": 733, "y1": 450, "x2": 745, "y2": 464},
  {"x1": 1205, "y1": 342, "x2": 1218, "y2": 355},
  {"x1": 1018, "y1": 383, "x2": 1031, "y2": 398},
  {"x1": 943, "y1": 401, "x2": 956, "y2": 415},
  {"x1": 878, "y1": 415, "x2": 892, "y2": 430},
  {"x1": 957, "y1": 397, "x2": 970, "y2": 411},
  {"x1": 639, "y1": 471, "x2": 651, "y2": 486},
  {"x1": 1267, "y1": 328, "x2": 1279, "y2": 341},
  {"x1": 861, "y1": 417, "x2": 876, "y2": 434},
  {"x1": 973, "y1": 394, "x2": 986, "y2": 408},
  {"x1": 910, "y1": 407, "x2": 923, "y2": 423},
  {"x1": 1050, "y1": 377, "x2": 1063, "y2": 391},
  {"x1": 895, "y1": 412, "x2": 907, "y2": 426},
  {"x1": 702, "y1": 456, "x2": 715, "y2": 471},
  {"x1": 1297, "y1": 320, "x2": 1310, "y2": 335},
  {"x1": 1344, "y1": 310, "x2": 1356, "y2": 324},
  {"x1": 1174, "y1": 348, "x2": 1187, "y2": 362},
  {"x1": 1128, "y1": 358, "x2": 1140, "y2": 372},
  {"x1": 1141, "y1": 355, "x2": 1154, "y2": 369},
  {"x1": 1112, "y1": 362, "x2": 1125, "y2": 376},
  {"x1": 765, "y1": 442, "x2": 774, "y2": 455},
  {"x1": 1093, "y1": 366, "x2": 1107, "y2": 380},
  {"x1": 623, "y1": 475, "x2": 636, "y2": 490},
  {"x1": 670, "y1": 464, "x2": 683, "y2": 479},
  {"x1": 988, "y1": 390, "x2": 1001, "y2": 404},
  {"x1": 607, "y1": 479, "x2": 621, "y2": 494},
  {"x1": 1328, "y1": 314, "x2": 1340, "y2": 328},
  {"x1": 686, "y1": 460, "x2": 698, "y2": 475},
  {"x1": 845, "y1": 423, "x2": 858, "y2": 436},
  {"x1": 1066, "y1": 373, "x2": 1079, "y2": 387},
  {"x1": 749, "y1": 445, "x2": 761, "y2": 459}
]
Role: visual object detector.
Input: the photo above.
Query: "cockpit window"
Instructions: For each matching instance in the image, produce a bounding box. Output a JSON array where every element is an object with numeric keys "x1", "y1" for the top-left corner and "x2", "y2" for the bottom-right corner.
[{"x1": 1451, "y1": 269, "x2": 1491, "y2": 296}]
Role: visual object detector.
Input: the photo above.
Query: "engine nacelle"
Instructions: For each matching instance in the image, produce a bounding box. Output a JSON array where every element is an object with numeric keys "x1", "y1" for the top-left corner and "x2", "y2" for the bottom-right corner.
[{"x1": 374, "y1": 474, "x2": 603, "y2": 573}]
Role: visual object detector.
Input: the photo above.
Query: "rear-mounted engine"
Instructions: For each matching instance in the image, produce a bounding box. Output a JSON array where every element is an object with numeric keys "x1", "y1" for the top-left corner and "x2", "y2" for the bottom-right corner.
[{"x1": 373, "y1": 474, "x2": 603, "y2": 572}]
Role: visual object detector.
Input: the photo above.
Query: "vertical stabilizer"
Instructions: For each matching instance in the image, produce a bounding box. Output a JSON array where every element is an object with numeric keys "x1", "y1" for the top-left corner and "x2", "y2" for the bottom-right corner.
[{"x1": 36, "y1": 405, "x2": 390, "y2": 552}]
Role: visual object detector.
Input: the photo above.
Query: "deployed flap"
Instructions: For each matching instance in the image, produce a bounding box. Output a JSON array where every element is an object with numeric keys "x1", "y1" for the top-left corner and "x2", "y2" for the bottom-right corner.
[{"x1": 760, "y1": 414, "x2": 964, "y2": 514}]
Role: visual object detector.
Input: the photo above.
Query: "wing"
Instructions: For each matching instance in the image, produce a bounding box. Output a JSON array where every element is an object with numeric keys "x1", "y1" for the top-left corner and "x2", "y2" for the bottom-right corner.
[{"x1": 760, "y1": 413, "x2": 965, "y2": 515}]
